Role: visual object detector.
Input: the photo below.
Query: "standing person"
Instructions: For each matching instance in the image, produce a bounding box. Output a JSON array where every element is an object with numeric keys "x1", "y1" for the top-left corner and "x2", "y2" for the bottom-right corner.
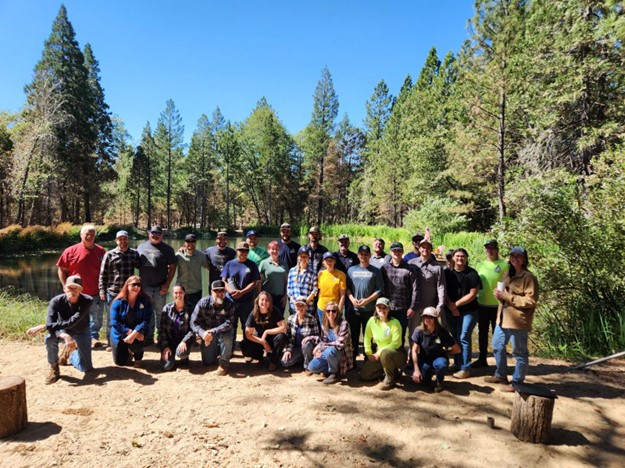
[
  {"x1": 241, "y1": 292, "x2": 287, "y2": 371},
  {"x1": 221, "y1": 241, "x2": 260, "y2": 344},
  {"x1": 99, "y1": 230, "x2": 140, "y2": 349},
  {"x1": 278, "y1": 223, "x2": 301, "y2": 270},
  {"x1": 473, "y1": 239, "x2": 509, "y2": 368},
  {"x1": 205, "y1": 231, "x2": 237, "y2": 287},
  {"x1": 109, "y1": 276, "x2": 153, "y2": 367},
  {"x1": 43, "y1": 275, "x2": 93, "y2": 384},
  {"x1": 281, "y1": 296, "x2": 320, "y2": 369},
  {"x1": 444, "y1": 248, "x2": 482, "y2": 379},
  {"x1": 486, "y1": 247, "x2": 539, "y2": 392},
  {"x1": 334, "y1": 234, "x2": 359, "y2": 274},
  {"x1": 317, "y1": 252, "x2": 347, "y2": 322},
  {"x1": 382, "y1": 242, "x2": 418, "y2": 350},
  {"x1": 57, "y1": 224, "x2": 106, "y2": 349},
  {"x1": 370, "y1": 238, "x2": 391, "y2": 269},
  {"x1": 246, "y1": 229, "x2": 269, "y2": 266},
  {"x1": 411, "y1": 307, "x2": 460, "y2": 393},
  {"x1": 360, "y1": 298, "x2": 405, "y2": 390},
  {"x1": 176, "y1": 233, "x2": 209, "y2": 312},
  {"x1": 286, "y1": 247, "x2": 318, "y2": 316},
  {"x1": 190, "y1": 280, "x2": 236, "y2": 375},
  {"x1": 403, "y1": 232, "x2": 425, "y2": 263},
  {"x1": 409, "y1": 238, "x2": 446, "y2": 337},
  {"x1": 137, "y1": 225, "x2": 176, "y2": 345},
  {"x1": 305, "y1": 226, "x2": 328, "y2": 276},
  {"x1": 303, "y1": 301, "x2": 354, "y2": 384},
  {"x1": 346, "y1": 245, "x2": 384, "y2": 361},
  {"x1": 159, "y1": 283, "x2": 195, "y2": 371},
  {"x1": 259, "y1": 240, "x2": 289, "y2": 313}
]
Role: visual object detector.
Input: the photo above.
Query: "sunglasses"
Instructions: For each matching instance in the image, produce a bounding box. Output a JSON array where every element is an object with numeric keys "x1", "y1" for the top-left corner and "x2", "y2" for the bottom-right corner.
[
  {"x1": 326, "y1": 309, "x2": 338, "y2": 313},
  {"x1": 130, "y1": 283, "x2": 142, "y2": 287},
  {"x1": 150, "y1": 232, "x2": 162, "y2": 236},
  {"x1": 185, "y1": 240, "x2": 196, "y2": 243}
]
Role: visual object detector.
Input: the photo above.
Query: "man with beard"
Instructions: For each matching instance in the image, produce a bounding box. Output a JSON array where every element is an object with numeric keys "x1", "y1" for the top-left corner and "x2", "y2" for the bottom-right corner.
[
  {"x1": 278, "y1": 223, "x2": 301, "y2": 269},
  {"x1": 205, "y1": 231, "x2": 236, "y2": 288},
  {"x1": 305, "y1": 226, "x2": 328, "y2": 276},
  {"x1": 334, "y1": 234, "x2": 359, "y2": 274}
]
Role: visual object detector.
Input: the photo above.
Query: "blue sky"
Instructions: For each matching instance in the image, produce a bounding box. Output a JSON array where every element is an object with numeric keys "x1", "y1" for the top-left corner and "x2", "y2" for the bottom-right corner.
[{"x1": 0, "y1": 1, "x2": 474, "y2": 145}]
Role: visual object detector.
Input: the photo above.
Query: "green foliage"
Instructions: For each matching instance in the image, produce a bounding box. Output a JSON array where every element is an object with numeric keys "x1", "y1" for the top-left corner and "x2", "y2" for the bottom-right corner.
[
  {"x1": 0, "y1": 287, "x2": 48, "y2": 341},
  {"x1": 403, "y1": 197, "x2": 468, "y2": 235}
]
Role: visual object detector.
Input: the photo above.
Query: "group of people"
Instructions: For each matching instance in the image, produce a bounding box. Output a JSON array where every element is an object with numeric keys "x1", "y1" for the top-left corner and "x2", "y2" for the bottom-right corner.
[{"x1": 32, "y1": 224, "x2": 539, "y2": 394}]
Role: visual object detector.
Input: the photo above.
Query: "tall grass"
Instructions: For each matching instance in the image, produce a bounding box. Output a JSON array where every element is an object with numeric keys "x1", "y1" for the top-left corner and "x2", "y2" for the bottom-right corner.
[{"x1": 0, "y1": 287, "x2": 48, "y2": 342}]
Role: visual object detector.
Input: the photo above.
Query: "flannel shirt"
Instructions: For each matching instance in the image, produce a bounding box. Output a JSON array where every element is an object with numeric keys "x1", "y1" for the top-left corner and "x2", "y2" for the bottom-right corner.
[
  {"x1": 190, "y1": 295, "x2": 235, "y2": 337},
  {"x1": 285, "y1": 312, "x2": 320, "y2": 353},
  {"x1": 381, "y1": 260, "x2": 418, "y2": 311},
  {"x1": 287, "y1": 266, "x2": 318, "y2": 314},
  {"x1": 158, "y1": 301, "x2": 195, "y2": 350},
  {"x1": 304, "y1": 319, "x2": 354, "y2": 375},
  {"x1": 99, "y1": 247, "x2": 140, "y2": 297}
]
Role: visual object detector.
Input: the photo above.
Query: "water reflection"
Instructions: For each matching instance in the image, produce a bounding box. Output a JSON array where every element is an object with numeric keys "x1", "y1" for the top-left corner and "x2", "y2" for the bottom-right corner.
[{"x1": 0, "y1": 236, "x2": 341, "y2": 301}]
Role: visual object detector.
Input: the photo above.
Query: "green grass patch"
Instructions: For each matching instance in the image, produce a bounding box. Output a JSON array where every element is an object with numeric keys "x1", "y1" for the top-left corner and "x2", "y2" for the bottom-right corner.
[{"x1": 0, "y1": 287, "x2": 48, "y2": 342}]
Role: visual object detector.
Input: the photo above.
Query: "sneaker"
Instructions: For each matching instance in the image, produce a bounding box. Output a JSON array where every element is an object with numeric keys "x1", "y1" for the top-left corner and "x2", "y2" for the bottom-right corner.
[
  {"x1": 91, "y1": 338, "x2": 102, "y2": 349},
  {"x1": 453, "y1": 370, "x2": 471, "y2": 379},
  {"x1": 380, "y1": 378, "x2": 395, "y2": 391},
  {"x1": 470, "y1": 359, "x2": 488, "y2": 369},
  {"x1": 322, "y1": 374, "x2": 339, "y2": 384},
  {"x1": 58, "y1": 346, "x2": 71, "y2": 366},
  {"x1": 434, "y1": 381, "x2": 445, "y2": 393},
  {"x1": 215, "y1": 365, "x2": 229, "y2": 376},
  {"x1": 45, "y1": 364, "x2": 60, "y2": 385},
  {"x1": 484, "y1": 375, "x2": 509, "y2": 384},
  {"x1": 268, "y1": 362, "x2": 278, "y2": 372}
]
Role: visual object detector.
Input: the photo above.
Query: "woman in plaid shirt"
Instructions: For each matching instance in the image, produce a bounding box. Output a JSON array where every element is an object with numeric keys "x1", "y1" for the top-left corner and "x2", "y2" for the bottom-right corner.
[
  {"x1": 286, "y1": 247, "x2": 318, "y2": 315},
  {"x1": 282, "y1": 296, "x2": 320, "y2": 369}
]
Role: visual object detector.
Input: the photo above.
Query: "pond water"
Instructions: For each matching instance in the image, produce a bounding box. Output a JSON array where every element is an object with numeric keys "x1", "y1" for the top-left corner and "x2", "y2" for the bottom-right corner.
[{"x1": 0, "y1": 236, "x2": 342, "y2": 301}]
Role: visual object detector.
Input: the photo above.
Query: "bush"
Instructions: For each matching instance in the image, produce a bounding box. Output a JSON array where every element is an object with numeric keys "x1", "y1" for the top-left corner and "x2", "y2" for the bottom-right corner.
[{"x1": 403, "y1": 196, "x2": 468, "y2": 236}]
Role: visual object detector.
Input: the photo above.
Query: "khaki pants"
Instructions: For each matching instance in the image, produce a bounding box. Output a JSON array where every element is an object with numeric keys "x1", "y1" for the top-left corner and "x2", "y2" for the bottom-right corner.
[{"x1": 360, "y1": 348, "x2": 407, "y2": 381}]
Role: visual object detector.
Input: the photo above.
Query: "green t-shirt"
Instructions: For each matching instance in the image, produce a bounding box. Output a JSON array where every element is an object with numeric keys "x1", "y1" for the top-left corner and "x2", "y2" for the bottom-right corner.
[
  {"x1": 475, "y1": 259, "x2": 509, "y2": 306},
  {"x1": 259, "y1": 258, "x2": 288, "y2": 296}
]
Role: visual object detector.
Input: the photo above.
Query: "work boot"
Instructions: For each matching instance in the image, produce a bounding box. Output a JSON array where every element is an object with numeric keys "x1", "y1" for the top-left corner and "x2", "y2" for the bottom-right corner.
[
  {"x1": 45, "y1": 364, "x2": 60, "y2": 385},
  {"x1": 58, "y1": 346, "x2": 71, "y2": 366}
]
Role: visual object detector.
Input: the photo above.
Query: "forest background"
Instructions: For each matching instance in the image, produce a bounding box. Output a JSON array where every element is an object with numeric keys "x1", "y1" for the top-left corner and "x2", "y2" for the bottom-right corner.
[{"x1": 1, "y1": 1, "x2": 624, "y2": 358}]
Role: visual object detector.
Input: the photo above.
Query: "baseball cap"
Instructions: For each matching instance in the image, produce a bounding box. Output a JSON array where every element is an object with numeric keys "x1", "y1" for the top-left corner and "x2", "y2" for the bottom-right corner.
[
  {"x1": 358, "y1": 245, "x2": 371, "y2": 253},
  {"x1": 236, "y1": 242, "x2": 250, "y2": 251},
  {"x1": 322, "y1": 252, "x2": 336, "y2": 261},
  {"x1": 509, "y1": 246, "x2": 526, "y2": 256},
  {"x1": 297, "y1": 246, "x2": 310, "y2": 256},
  {"x1": 484, "y1": 239, "x2": 499, "y2": 248},
  {"x1": 338, "y1": 234, "x2": 349, "y2": 241},
  {"x1": 150, "y1": 225, "x2": 163, "y2": 234},
  {"x1": 280, "y1": 223, "x2": 291, "y2": 230},
  {"x1": 389, "y1": 241, "x2": 404, "y2": 251},
  {"x1": 185, "y1": 233, "x2": 197, "y2": 242},
  {"x1": 375, "y1": 297, "x2": 391, "y2": 308},
  {"x1": 217, "y1": 231, "x2": 228, "y2": 238},
  {"x1": 412, "y1": 232, "x2": 424, "y2": 242},
  {"x1": 422, "y1": 307, "x2": 439, "y2": 318},
  {"x1": 419, "y1": 238, "x2": 433, "y2": 248},
  {"x1": 66, "y1": 275, "x2": 82, "y2": 289},
  {"x1": 211, "y1": 280, "x2": 226, "y2": 290},
  {"x1": 308, "y1": 226, "x2": 321, "y2": 234},
  {"x1": 116, "y1": 230, "x2": 129, "y2": 239},
  {"x1": 294, "y1": 296, "x2": 307, "y2": 305},
  {"x1": 245, "y1": 229, "x2": 258, "y2": 238}
]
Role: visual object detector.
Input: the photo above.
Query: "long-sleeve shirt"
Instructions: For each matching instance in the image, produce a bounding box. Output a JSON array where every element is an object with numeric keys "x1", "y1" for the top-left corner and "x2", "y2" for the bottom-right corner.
[
  {"x1": 110, "y1": 297, "x2": 153, "y2": 343},
  {"x1": 99, "y1": 247, "x2": 140, "y2": 297},
  {"x1": 287, "y1": 266, "x2": 318, "y2": 314},
  {"x1": 364, "y1": 317, "x2": 402, "y2": 356},
  {"x1": 46, "y1": 293, "x2": 92, "y2": 338},
  {"x1": 409, "y1": 256, "x2": 446, "y2": 312},
  {"x1": 190, "y1": 296, "x2": 235, "y2": 337},
  {"x1": 304, "y1": 319, "x2": 354, "y2": 375},
  {"x1": 381, "y1": 260, "x2": 418, "y2": 311},
  {"x1": 498, "y1": 269, "x2": 539, "y2": 330},
  {"x1": 285, "y1": 312, "x2": 320, "y2": 353},
  {"x1": 158, "y1": 301, "x2": 195, "y2": 350}
]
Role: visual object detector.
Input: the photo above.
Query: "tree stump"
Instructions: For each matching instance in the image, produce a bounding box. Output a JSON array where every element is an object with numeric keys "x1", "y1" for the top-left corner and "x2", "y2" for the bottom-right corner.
[
  {"x1": 510, "y1": 391, "x2": 555, "y2": 443},
  {"x1": 0, "y1": 376, "x2": 28, "y2": 438}
]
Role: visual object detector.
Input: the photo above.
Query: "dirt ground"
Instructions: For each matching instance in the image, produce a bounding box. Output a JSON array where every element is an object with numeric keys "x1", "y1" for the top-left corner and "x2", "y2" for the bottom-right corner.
[{"x1": 0, "y1": 341, "x2": 624, "y2": 468}]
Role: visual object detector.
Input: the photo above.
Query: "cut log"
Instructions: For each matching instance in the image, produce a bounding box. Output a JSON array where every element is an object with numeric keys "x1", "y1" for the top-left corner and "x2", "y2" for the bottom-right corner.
[
  {"x1": 510, "y1": 391, "x2": 555, "y2": 444},
  {"x1": 0, "y1": 376, "x2": 28, "y2": 438}
]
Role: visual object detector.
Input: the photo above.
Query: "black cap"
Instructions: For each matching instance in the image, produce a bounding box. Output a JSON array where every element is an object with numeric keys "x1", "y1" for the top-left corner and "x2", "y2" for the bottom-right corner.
[
  {"x1": 185, "y1": 233, "x2": 197, "y2": 242},
  {"x1": 390, "y1": 242, "x2": 404, "y2": 251},
  {"x1": 358, "y1": 245, "x2": 371, "y2": 253},
  {"x1": 484, "y1": 239, "x2": 499, "y2": 248},
  {"x1": 412, "y1": 232, "x2": 424, "y2": 242},
  {"x1": 322, "y1": 252, "x2": 336, "y2": 261},
  {"x1": 297, "y1": 246, "x2": 309, "y2": 256},
  {"x1": 211, "y1": 280, "x2": 226, "y2": 290}
]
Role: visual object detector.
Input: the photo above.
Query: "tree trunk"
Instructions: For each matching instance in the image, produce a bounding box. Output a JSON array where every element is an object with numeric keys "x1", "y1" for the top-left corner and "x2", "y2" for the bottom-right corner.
[
  {"x1": 0, "y1": 376, "x2": 28, "y2": 438},
  {"x1": 510, "y1": 392, "x2": 555, "y2": 444},
  {"x1": 497, "y1": 85, "x2": 506, "y2": 222}
]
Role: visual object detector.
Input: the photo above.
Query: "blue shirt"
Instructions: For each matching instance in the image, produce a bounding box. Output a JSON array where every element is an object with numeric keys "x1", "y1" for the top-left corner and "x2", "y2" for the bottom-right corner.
[
  {"x1": 287, "y1": 266, "x2": 318, "y2": 315},
  {"x1": 347, "y1": 264, "x2": 384, "y2": 312},
  {"x1": 221, "y1": 259, "x2": 260, "y2": 303}
]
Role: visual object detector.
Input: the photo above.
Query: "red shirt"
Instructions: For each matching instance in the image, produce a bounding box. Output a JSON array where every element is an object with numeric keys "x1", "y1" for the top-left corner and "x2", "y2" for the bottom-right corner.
[{"x1": 57, "y1": 243, "x2": 106, "y2": 295}]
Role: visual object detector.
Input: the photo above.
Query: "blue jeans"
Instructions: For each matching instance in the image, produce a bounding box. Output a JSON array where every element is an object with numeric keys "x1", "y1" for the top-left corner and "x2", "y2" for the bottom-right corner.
[
  {"x1": 46, "y1": 330, "x2": 93, "y2": 372},
  {"x1": 445, "y1": 310, "x2": 477, "y2": 371},
  {"x1": 307, "y1": 347, "x2": 340, "y2": 375},
  {"x1": 161, "y1": 343, "x2": 191, "y2": 371},
  {"x1": 88, "y1": 297, "x2": 106, "y2": 340},
  {"x1": 419, "y1": 356, "x2": 449, "y2": 383},
  {"x1": 282, "y1": 340, "x2": 315, "y2": 368},
  {"x1": 200, "y1": 330, "x2": 234, "y2": 367},
  {"x1": 144, "y1": 285, "x2": 167, "y2": 340},
  {"x1": 233, "y1": 300, "x2": 254, "y2": 343},
  {"x1": 492, "y1": 325, "x2": 529, "y2": 383}
]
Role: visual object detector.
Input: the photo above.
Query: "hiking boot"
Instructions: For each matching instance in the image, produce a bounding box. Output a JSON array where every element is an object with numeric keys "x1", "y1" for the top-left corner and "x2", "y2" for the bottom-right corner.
[
  {"x1": 471, "y1": 358, "x2": 488, "y2": 369},
  {"x1": 215, "y1": 365, "x2": 229, "y2": 376},
  {"x1": 268, "y1": 362, "x2": 278, "y2": 372},
  {"x1": 380, "y1": 376, "x2": 395, "y2": 391},
  {"x1": 45, "y1": 364, "x2": 60, "y2": 385},
  {"x1": 322, "y1": 373, "x2": 339, "y2": 384},
  {"x1": 447, "y1": 364, "x2": 459, "y2": 373},
  {"x1": 484, "y1": 375, "x2": 509, "y2": 384},
  {"x1": 179, "y1": 358, "x2": 190, "y2": 367},
  {"x1": 303, "y1": 369, "x2": 314, "y2": 376},
  {"x1": 133, "y1": 359, "x2": 144, "y2": 368},
  {"x1": 58, "y1": 345, "x2": 72, "y2": 366},
  {"x1": 453, "y1": 369, "x2": 471, "y2": 379},
  {"x1": 434, "y1": 381, "x2": 445, "y2": 393},
  {"x1": 501, "y1": 384, "x2": 516, "y2": 393}
]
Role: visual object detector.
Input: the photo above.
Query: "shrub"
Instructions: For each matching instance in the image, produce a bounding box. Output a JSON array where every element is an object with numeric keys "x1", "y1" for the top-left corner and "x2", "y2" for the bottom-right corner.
[{"x1": 403, "y1": 196, "x2": 468, "y2": 236}]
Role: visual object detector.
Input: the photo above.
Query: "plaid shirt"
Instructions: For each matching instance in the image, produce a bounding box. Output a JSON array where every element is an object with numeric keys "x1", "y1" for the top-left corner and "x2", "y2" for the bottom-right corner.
[
  {"x1": 99, "y1": 247, "x2": 140, "y2": 297},
  {"x1": 287, "y1": 266, "x2": 318, "y2": 314},
  {"x1": 304, "y1": 319, "x2": 354, "y2": 375},
  {"x1": 381, "y1": 260, "x2": 418, "y2": 311},
  {"x1": 158, "y1": 301, "x2": 195, "y2": 350},
  {"x1": 285, "y1": 312, "x2": 320, "y2": 353},
  {"x1": 190, "y1": 296, "x2": 235, "y2": 337}
]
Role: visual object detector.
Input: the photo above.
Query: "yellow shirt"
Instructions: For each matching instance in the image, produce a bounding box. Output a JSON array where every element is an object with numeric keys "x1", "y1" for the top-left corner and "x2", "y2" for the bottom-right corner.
[{"x1": 317, "y1": 269, "x2": 346, "y2": 311}]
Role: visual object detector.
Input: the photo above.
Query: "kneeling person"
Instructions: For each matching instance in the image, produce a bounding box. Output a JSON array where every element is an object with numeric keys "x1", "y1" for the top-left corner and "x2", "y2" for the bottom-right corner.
[
  {"x1": 159, "y1": 283, "x2": 195, "y2": 371},
  {"x1": 190, "y1": 280, "x2": 235, "y2": 375},
  {"x1": 44, "y1": 275, "x2": 93, "y2": 384},
  {"x1": 411, "y1": 307, "x2": 460, "y2": 392},
  {"x1": 282, "y1": 296, "x2": 320, "y2": 369}
]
